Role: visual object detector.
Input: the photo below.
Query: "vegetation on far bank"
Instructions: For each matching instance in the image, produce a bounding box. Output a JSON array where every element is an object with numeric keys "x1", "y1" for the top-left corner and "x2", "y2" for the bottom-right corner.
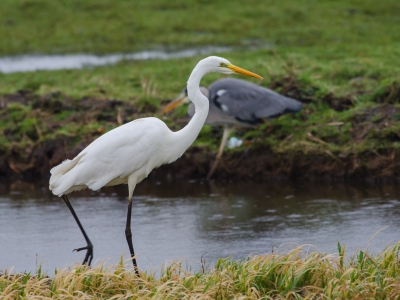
[
  {"x1": 1, "y1": 0, "x2": 399, "y2": 56},
  {"x1": 1, "y1": 47, "x2": 400, "y2": 179},
  {"x1": 1, "y1": 0, "x2": 400, "y2": 179},
  {"x1": 2, "y1": 243, "x2": 400, "y2": 299}
]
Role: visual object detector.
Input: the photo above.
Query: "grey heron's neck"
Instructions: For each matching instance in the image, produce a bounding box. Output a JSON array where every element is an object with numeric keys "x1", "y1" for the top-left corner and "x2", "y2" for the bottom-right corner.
[{"x1": 170, "y1": 63, "x2": 209, "y2": 154}]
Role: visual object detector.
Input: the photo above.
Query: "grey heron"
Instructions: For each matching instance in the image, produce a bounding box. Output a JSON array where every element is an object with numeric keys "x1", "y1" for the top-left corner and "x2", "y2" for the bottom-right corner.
[
  {"x1": 49, "y1": 57, "x2": 262, "y2": 274},
  {"x1": 163, "y1": 78, "x2": 303, "y2": 179}
]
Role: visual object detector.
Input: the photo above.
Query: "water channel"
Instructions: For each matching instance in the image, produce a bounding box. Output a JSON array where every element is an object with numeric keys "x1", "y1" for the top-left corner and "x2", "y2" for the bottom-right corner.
[
  {"x1": 1, "y1": 179, "x2": 399, "y2": 274},
  {"x1": 0, "y1": 46, "x2": 234, "y2": 74}
]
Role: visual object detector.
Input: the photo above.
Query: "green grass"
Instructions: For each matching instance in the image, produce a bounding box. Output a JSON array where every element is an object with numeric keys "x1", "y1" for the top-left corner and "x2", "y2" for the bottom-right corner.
[
  {"x1": 1, "y1": 0, "x2": 399, "y2": 102},
  {"x1": 1, "y1": 44, "x2": 400, "y2": 100},
  {"x1": 2, "y1": 244, "x2": 400, "y2": 299},
  {"x1": 0, "y1": 0, "x2": 399, "y2": 56},
  {"x1": 1, "y1": 46, "x2": 400, "y2": 159}
]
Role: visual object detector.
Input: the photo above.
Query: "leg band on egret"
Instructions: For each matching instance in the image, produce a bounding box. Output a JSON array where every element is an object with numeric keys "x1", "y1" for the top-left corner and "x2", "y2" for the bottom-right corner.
[{"x1": 62, "y1": 195, "x2": 93, "y2": 266}]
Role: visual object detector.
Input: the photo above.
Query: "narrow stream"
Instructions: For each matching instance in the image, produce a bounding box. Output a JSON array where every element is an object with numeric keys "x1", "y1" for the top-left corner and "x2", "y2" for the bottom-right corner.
[
  {"x1": 1, "y1": 179, "x2": 399, "y2": 274},
  {"x1": 0, "y1": 46, "x2": 233, "y2": 73}
]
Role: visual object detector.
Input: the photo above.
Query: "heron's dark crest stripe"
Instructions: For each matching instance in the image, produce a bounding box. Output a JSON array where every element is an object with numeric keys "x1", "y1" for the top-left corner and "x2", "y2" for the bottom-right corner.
[{"x1": 212, "y1": 94, "x2": 222, "y2": 110}]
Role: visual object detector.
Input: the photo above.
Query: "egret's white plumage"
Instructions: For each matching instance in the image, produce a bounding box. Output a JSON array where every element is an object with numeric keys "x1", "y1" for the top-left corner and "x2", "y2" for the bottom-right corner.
[
  {"x1": 48, "y1": 56, "x2": 262, "y2": 273},
  {"x1": 50, "y1": 118, "x2": 183, "y2": 196},
  {"x1": 50, "y1": 56, "x2": 260, "y2": 197}
]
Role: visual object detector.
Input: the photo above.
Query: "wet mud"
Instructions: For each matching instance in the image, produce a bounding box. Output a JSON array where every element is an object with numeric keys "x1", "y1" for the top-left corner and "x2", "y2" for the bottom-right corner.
[{"x1": 1, "y1": 88, "x2": 400, "y2": 182}]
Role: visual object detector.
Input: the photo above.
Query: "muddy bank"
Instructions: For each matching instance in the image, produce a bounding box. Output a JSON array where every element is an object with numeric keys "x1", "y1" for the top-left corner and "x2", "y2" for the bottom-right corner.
[
  {"x1": 1, "y1": 89, "x2": 400, "y2": 181},
  {"x1": 2, "y1": 136, "x2": 400, "y2": 182}
]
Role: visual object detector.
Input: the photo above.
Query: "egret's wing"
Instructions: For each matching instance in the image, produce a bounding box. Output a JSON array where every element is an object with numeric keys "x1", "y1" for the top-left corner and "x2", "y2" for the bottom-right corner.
[
  {"x1": 80, "y1": 118, "x2": 166, "y2": 185},
  {"x1": 50, "y1": 118, "x2": 166, "y2": 195},
  {"x1": 209, "y1": 78, "x2": 303, "y2": 124}
]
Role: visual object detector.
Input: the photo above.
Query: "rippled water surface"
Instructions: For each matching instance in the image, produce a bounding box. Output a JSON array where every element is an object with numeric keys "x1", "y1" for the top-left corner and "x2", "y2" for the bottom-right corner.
[{"x1": 1, "y1": 180, "x2": 400, "y2": 273}]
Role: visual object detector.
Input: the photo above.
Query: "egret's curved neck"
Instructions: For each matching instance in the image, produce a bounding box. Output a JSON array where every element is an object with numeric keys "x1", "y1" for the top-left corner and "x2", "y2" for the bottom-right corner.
[{"x1": 170, "y1": 63, "x2": 210, "y2": 156}]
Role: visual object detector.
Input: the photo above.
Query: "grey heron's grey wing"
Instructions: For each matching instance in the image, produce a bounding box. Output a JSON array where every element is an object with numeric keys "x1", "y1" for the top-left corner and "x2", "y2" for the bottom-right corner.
[
  {"x1": 209, "y1": 78, "x2": 303, "y2": 124},
  {"x1": 188, "y1": 97, "x2": 243, "y2": 126}
]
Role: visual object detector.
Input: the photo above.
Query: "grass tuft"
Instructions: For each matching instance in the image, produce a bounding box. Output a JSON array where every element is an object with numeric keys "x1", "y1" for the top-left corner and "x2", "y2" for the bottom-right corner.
[{"x1": 1, "y1": 244, "x2": 400, "y2": 299}]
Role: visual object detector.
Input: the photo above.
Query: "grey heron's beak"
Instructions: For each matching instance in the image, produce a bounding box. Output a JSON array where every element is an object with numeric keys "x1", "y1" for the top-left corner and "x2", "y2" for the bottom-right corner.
[
  {"x1": 162, "y1": 91, "x2": 188, "y2": 114},
  {"x1": 227, "y1": 64, "x2": 263, "y2": 80}
]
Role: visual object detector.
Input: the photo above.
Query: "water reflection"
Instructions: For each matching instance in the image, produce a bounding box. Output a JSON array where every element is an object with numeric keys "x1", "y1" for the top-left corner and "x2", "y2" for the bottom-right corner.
[{"x1": 0, "y1": 179, "x2": 399, "y2": 273}]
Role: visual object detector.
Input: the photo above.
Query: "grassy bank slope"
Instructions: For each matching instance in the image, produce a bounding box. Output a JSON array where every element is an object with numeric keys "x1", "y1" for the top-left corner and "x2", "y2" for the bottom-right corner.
[
  {"x1": 1, "y1": 47, "x2": 400, "y2": 179},
  {"x1": 1, "y1": 244, "x2": 400, "y2": 299},
  {"x1": 0, "y1": 0, "x2": 400, "y2": 179}
]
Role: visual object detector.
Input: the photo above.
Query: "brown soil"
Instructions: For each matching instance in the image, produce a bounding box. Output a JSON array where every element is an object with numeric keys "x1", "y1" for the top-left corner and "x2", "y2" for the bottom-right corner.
[
  {"x1": 4, "y1": 138, "x2": 400, "y2": 182},
  {"x1": 1, "y1": 90, "x2": 400, "y2": 182},
  {"x1": 155, "y1": 145, "x2": 400, "y2": 182}
]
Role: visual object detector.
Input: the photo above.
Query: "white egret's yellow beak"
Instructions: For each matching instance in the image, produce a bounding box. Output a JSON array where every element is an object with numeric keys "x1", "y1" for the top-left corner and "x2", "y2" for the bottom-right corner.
[
  {"x1": 162, "y1": 91, "x2": 188, "y2": 114},
  {"x1": 162, "y1": 64, "x2": 261, "y2": 114},
  {"x1": 227, "y1": 64, "x2": 263, "y2": 80}
]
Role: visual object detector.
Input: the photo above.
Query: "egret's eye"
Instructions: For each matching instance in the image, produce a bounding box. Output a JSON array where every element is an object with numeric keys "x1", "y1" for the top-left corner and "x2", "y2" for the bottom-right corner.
[{"x1": 219, "y1": 63, "x2": 227, "y2": 67}]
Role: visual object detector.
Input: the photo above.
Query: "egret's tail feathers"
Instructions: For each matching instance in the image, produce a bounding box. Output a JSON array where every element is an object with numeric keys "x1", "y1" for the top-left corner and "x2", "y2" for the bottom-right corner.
[{"x1": 49, "y1": 153, "x2": 86, "y2": 195}]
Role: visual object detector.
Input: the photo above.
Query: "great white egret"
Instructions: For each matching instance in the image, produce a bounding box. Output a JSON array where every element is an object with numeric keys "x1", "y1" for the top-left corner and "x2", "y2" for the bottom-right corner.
[
  {"x1": 49, "y1": 56, "x2": 262, "y2": 274},
  {"x1": 163, "y1": 78, "x2": 302, "y2": 179}
]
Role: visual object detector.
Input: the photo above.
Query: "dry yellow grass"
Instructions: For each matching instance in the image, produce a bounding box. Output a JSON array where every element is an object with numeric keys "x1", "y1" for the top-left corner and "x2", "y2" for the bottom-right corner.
[{"x1": 1, "y1": 243, "x2": 400, "y2": 299}]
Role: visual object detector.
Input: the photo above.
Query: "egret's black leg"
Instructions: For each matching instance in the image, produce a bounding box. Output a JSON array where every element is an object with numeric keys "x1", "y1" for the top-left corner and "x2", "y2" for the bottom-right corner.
[
  {"x1": 62, "y1": 195, "x2": 93, "y2": 266},
  {"x1": 125, "y1": 197, "x2": 139, "y2": 275}
]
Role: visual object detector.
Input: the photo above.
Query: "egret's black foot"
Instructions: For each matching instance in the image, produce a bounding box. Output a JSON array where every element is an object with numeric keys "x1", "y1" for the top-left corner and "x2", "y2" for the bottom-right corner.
[{"x1": 73, "y1": 243, "x2": 93, "y2": 266}]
